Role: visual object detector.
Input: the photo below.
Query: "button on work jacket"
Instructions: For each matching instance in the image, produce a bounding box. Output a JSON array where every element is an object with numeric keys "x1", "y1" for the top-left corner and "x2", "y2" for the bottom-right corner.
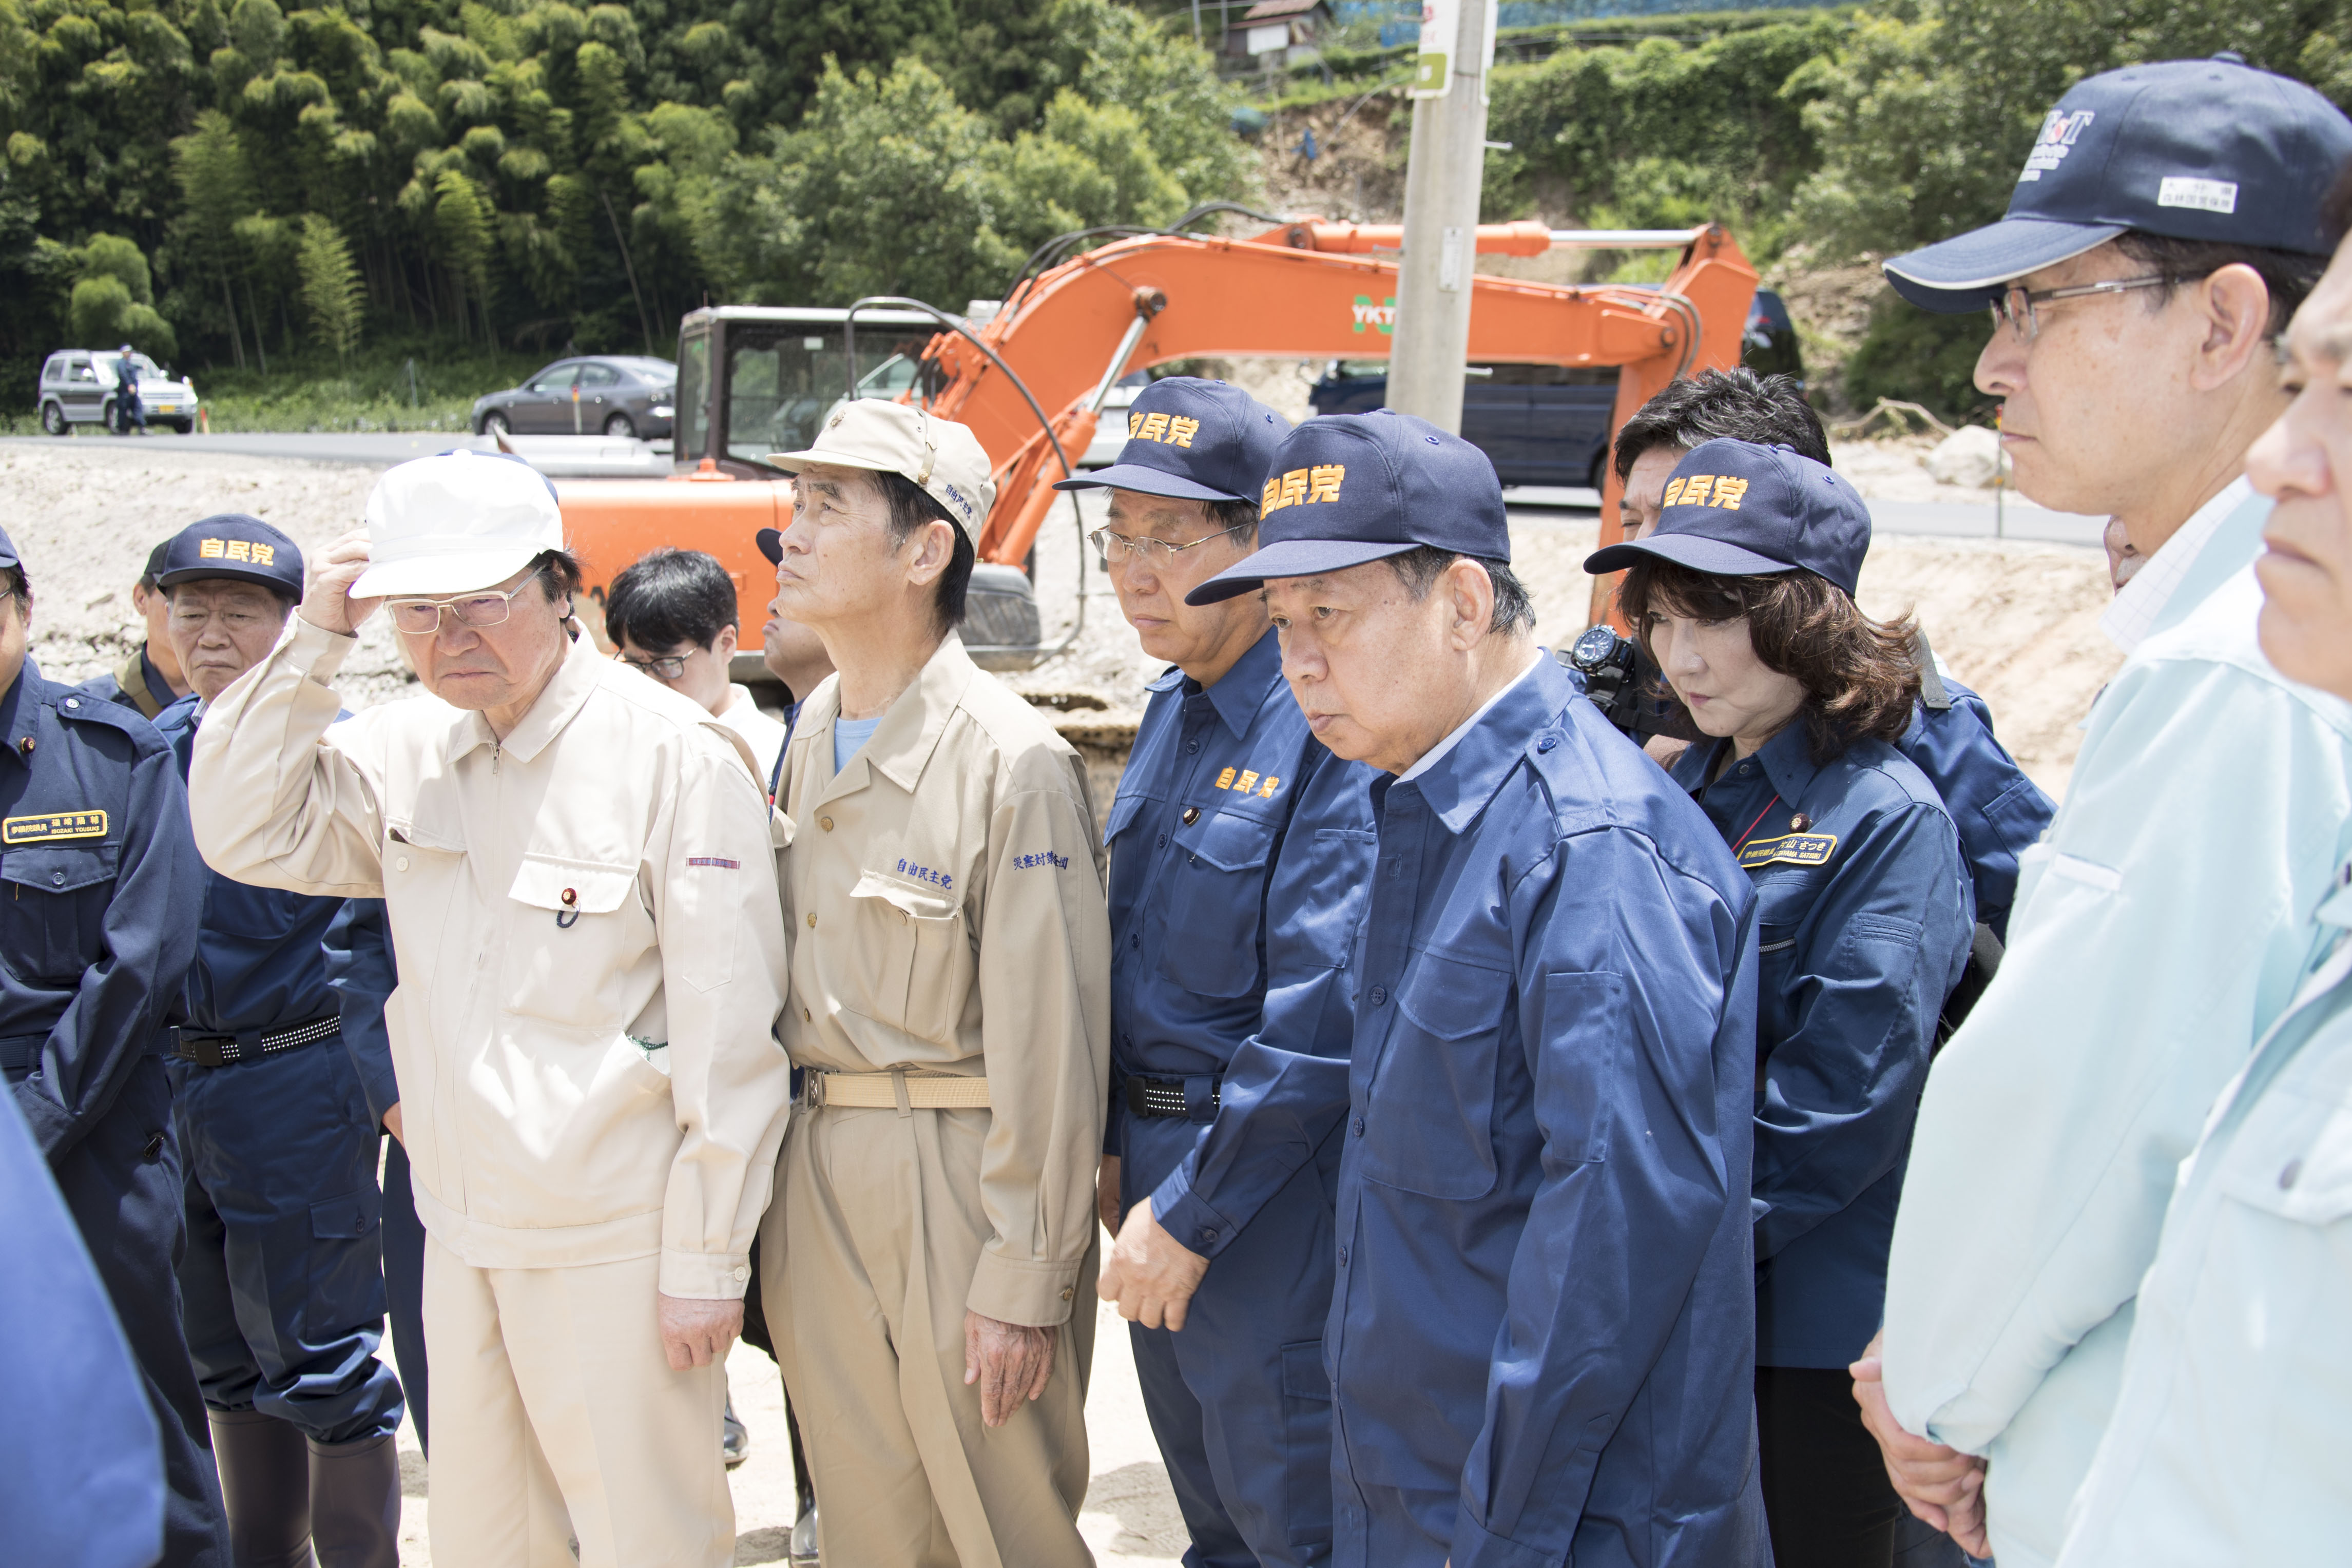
[
  {"x1": 189, "y1": 618, "x2": 793, "y2": 1300},
  {"x1": 1333, "y1": 655, "x2": 1766, "y2": 1568},
  {"x1": 779, "y1": 634, "x2": 1111, "y2": 1328}
]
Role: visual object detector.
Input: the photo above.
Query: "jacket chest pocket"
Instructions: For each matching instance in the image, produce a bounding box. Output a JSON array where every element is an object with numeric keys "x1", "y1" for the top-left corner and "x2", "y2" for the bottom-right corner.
[
  {"x1": 845, "y1": 869, "x2": 974, "y2": 1048},
  {"x1": 502, "y1": 855, "x2": 651, "y2": 1031},
  {"x1": 0, "y1": 844, "x2": 117, "y2": 984},
  {"x1": 1752, "y1": 867, "x2": 1823, "y2": 1042},
  {"x1": 1154, "y1": 809, "x2": 1277, "y2": 1000},
  {"x1": 1360, "y1": 955, "x2": 1508, "y2": 1201}
]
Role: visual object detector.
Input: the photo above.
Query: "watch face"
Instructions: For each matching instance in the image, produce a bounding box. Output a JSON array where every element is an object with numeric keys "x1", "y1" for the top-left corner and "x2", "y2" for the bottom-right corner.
[{"x1": 1571, "y1": 625, "x2": 1621, "y2": 671}]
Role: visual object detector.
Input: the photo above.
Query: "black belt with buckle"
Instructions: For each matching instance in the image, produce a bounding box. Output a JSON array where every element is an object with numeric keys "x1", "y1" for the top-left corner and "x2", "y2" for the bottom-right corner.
[
  {"x1": 171, "y1": 1014, "x2": 342, "y2": 1069},
  {"x1": 1124, "y1": 1074, "x2": 1221, "y2": 1120}
]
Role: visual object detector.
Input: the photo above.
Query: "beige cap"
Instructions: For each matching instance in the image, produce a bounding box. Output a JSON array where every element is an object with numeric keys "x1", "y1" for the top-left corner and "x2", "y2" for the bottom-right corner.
[
  {"x1": 766, "y1": 401, "x2": 996, "y2": 540},
  {"x1": 354, "y1": 451, "x2": 564, "y2": 598}
]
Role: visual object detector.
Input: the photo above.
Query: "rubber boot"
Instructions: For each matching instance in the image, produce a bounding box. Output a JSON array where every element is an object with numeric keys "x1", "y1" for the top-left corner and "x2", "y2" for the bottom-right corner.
[
  {"x1": 305, "y1": 1432, "x2": 401, "y2": 1568},
  {"x1": 208, "y1": 1409, "x2": 317, "y2": 1568}
]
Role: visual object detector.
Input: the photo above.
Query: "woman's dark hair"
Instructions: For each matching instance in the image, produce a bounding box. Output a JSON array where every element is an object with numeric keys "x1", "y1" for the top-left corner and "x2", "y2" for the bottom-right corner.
[
  {"x1": 604, "y1": 547, "x2": 739, "y2": 651},
  {"x1": 1618, "y1": 557, "x2": 1918, "y2": 763},
  {"x1": 877, "y1": 471, "x2": 974, "y2": 635}
]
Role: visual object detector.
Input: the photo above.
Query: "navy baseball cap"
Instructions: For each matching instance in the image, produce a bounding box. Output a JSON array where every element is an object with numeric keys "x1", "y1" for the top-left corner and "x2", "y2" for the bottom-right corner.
[
  {"x1": 1583, "y1": 439, "x2": 1870, "y2": 596},
  {"x1": 1054, "y1": 377, "x2": 1289, "y2": 504},
  {"x1": 1187, "y1": 410, "x2": 1506, "y2": 605},
  {"x1": 0, "y1": 526, "x2": 18, "y2": 572},
  {"x1": 155, "y1": 514, "x2": 304, "y2": 596},
  {"x1": 1887, "y1": 55, "x2": 2352, "y2": 313}
]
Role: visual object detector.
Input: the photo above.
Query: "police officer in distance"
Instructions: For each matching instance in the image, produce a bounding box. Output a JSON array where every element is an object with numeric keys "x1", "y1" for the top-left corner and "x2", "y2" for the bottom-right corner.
[
  {"x1": 1594, "y1": 367, "x2": 2055, "y2": 945},
  {"x1": 1073, "y1": 377, "x2": 1378, "y2": 1568},
  {"x1": 151, "y1": 515, "x2": 408, "y2": 1566},
  {"x1": 1588, "y1": 439, "x2": 1974, "y2": 1568},
  {"x1": 1188, "y1": 412, "x2": 1768, "y2": 1567},
  {"x1": 0, "y1": 521, "x2": 226, "y2": 1563}
]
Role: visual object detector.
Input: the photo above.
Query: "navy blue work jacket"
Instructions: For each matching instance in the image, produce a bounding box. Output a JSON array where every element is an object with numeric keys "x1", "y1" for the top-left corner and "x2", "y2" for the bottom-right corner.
[
  {"x1": 1673, "y1": 726, "x2": 1972, "y2": 1368},
  {"x1": 1105, "y1": 630, "x2": 1377, "y2": 1249},
  {"x1": 0, "y1": 660, "x2": 204, "y2": 1157},
  {"x1": 1333, "y1": 656, "x2": 1765, "y2": 1568},
  {"x1": 1900, "y1": 673, "x2": 2052, "y2": 941},
  {"x1": 155, "y1": 696, "x2": 397, "y2": 1119}
]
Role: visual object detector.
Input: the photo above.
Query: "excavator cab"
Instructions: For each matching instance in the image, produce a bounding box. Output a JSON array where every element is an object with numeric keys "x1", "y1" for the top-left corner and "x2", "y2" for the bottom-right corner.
[{"x1": 672, "y1": 306, "x2": 939, "y2": 480}]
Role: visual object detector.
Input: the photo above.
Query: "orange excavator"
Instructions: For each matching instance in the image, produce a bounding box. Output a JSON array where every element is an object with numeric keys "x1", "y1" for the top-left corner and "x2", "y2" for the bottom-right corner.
[{"x1": 555, "y1": 211, "x2": 1758, "y2": 676}]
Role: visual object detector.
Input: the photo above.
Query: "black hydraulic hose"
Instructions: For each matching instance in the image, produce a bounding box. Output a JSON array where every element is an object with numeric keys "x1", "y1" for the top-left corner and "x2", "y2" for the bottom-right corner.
[{"x1": 841, "y1": 295, "x2": 1075, "y2": 485}]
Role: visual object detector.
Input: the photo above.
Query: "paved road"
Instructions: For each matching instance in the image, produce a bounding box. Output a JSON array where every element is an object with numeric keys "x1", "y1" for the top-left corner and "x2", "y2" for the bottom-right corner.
[{"x1": 4, "y1": 435, "x2": 2108, "y2": 547}]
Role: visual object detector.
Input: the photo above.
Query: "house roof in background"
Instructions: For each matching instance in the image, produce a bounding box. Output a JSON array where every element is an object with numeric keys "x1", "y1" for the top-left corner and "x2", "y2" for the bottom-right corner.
[{"x1": 1241, "y1": 0, "x2": 1325, "y2": 21}]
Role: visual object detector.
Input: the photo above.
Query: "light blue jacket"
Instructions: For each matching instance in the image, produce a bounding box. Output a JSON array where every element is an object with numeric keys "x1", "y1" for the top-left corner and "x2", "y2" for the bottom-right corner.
[
  {"x1": 1880, "y1": 488, "x2": 2352, "y2": 1567},
  {"x1": 2054, "y1": 856, "x2": 2352, "y2": 1566}
]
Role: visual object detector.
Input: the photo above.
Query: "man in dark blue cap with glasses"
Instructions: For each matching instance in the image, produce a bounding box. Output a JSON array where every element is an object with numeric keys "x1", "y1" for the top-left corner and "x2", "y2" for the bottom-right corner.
[
  {"x1": 0, "y1": 521, "x2": 226, "y2": 1562},
  {"x1": 1185, "y1": 409, "x2": 1766, "y2": 1568},
  {"x1": 1077, "y1": 377, "x2": 1377, "y2": 1568},
  {"x1": 1856, "y1": 56, "x2": 2352, "y2": 1568},
  {"x1": 149, "y1": 514, "x2": 409, "y2": 1566}
]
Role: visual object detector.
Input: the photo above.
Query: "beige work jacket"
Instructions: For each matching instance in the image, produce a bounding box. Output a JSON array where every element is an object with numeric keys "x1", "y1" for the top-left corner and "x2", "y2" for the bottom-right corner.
[
  {"x1": 190, "y1": 617, "x2": 793, "y2": 1299},
  {"x1": 781, "y1": 635, "x2": 1109, "y2": 1327}
]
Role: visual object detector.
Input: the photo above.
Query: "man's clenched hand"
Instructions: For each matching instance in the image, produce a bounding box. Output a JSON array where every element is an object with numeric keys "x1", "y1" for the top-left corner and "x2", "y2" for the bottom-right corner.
[
  {"x1": 301, "y1": 529, "x2": 381, "y2": 638},
  {"x1": 1097, "y1": 1197, "x2": 1210, "y2": 1331},
  {"x1": 658, "y1": 1293, "x2": 743, "y2": 1371},
  {"x1": 963, "y1": 1311, "x2": 1056, "y2": 1427},
  {"x1": 1851, "y1": 1333, "x2": 1989, "y2": 1556}
]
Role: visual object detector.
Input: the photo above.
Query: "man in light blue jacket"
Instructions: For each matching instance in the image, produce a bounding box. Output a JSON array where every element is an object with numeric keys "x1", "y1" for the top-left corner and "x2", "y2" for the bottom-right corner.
[
  {"x1": 2050, "y1": 171, "x2": 2352, "y2": 1568},
  {"x1": 1852, "y1": 57, "x2": 2352, "y2": 1568}
]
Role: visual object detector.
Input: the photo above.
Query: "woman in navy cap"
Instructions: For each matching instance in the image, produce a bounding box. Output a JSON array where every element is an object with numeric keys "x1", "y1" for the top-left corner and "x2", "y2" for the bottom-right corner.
[{"x1": 1587, "y1": 437, "x2": 1975, "y2": 1568}]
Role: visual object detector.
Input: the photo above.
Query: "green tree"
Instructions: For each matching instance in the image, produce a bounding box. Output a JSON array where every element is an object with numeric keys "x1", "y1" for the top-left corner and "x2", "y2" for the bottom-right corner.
[
  {"x1": 170, "y1": 110, "x2": 260, "y2": 367},
  {"x1": 295, "y1": 211, "x2": 363, "y2": 358},
  {"x1": 69, "y1": 234, "x2": 177, "y2": 358}
]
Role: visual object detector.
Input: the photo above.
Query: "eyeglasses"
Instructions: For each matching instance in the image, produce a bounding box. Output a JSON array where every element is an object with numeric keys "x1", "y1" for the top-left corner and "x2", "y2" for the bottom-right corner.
[
  {"x1": 1988, "y1": 275, "x2": 2170, "y2": 342},
  {"x1": 616, "y1": 651, "x2": 689, "y2": 680},
  {"x1": 382, "y1": 569, "x2": 547, "y2": 634},
  {"x1": 1088, "y1": 522, "x2": 1250, "y2": 570}
]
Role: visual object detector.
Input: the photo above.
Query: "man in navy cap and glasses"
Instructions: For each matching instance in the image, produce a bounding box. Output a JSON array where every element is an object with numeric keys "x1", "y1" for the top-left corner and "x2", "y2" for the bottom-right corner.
[
  {"x1": 1077, "y1": 378, "x2": 1377, "y2": 1568},
  {"x1": 1186, "y1": 410, "x2": 1766, "y2": 1568},
  {"x1": 0, "y1": 521, "x2": 224, "y2": 1562},
  {"x1": 151, "y1": 514, "x2": 409, "y2": 1566},
  {"x1": 1852, "y1": 57, "x2": 2352, "y2": 1566}
]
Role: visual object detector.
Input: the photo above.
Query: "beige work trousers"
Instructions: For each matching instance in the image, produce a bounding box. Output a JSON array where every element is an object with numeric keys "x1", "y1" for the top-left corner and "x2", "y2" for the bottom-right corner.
[
  {"x1": 422, "y1": 1237, "x2": 732, "y2": 1568},
  {"x1": 763, "y1": 1104, "x2": 1097, "y2": 1568}
]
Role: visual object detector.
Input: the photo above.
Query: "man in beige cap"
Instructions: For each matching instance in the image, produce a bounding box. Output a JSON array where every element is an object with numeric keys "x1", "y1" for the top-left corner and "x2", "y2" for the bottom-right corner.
[
  {"x1": 187, "y1": 450, "x2": 793, "y2": 1568},
  {"x1": 760, "y1": 401, "x2": 1110, "y2": 1566}
]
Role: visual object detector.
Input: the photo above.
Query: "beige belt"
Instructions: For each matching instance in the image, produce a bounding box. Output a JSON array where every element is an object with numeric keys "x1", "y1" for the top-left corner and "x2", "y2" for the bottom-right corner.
[{"x1": 800, "y1": 1068, "x2": 991, "y2": 1112}]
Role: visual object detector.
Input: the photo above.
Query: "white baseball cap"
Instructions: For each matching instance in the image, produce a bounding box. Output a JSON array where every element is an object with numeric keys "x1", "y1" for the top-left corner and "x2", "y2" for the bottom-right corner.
[
  {"x1": 766, "y1": 401, "x2": 996, "y2": 540},
  {"x1": 354, "y1": 451, "x2": 565, "y2": 598}
]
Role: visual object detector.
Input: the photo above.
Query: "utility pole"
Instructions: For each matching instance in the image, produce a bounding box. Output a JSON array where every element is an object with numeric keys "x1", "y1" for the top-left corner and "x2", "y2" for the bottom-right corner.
[{"x1": 1387, "y1": 0, "x2": 1497, "y2": 434}]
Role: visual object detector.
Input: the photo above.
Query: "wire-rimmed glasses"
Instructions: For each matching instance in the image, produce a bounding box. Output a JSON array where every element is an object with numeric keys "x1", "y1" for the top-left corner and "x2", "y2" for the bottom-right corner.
[
  {"x1": 1088, "y1": 522, "x2": 1251, "y2": 570},
  {"x1": 382, "y1": 568, "x2": 548, "y2": 634},
  {"x1": 1988, "y1": 275, "x2": 2170, "y2": 341}
]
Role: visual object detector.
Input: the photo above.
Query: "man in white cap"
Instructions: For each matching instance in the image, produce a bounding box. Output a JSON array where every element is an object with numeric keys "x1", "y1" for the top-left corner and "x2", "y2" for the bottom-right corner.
[
  {"x1": 186, "y1": 450, "x2": 794, "y2": 1568},
  {"x1": 759, "y1": 401, "x2": 1109, "y2": 1567}
]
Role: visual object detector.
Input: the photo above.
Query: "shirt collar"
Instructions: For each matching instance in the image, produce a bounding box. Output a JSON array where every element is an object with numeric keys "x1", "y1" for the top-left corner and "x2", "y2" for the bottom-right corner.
[
  {"x1": 1395, "y1": 651, "x2": 1561, "y2": 835},
  {"x1": 441, "y1": 624, "x2": 603, "y2": 766},
  {"x1": 1674, "y1": 720, "x2": 1822, "y2": 809},
  {"x1": 1197, "y1": 628, "x2": 1284, "y2": 740},
  {"x1": 1397, "y1": 649, "x2": 1544, "y2": 786},
  {"x1": 2099, "y1": 475, "x2": 2254, "y2": 654},
  {"x1": 814, "y1": 634, "x2": 976, "y2": 796}
]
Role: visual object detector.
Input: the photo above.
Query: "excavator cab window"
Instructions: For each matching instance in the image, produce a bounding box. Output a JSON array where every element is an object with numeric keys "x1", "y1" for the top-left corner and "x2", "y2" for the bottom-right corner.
[
  {"x1": 720, "y1": 325, "x2": 933, "y2": 471},
  {"x1": 676, "y1": 330, "x2": 711, "y2": 464}
]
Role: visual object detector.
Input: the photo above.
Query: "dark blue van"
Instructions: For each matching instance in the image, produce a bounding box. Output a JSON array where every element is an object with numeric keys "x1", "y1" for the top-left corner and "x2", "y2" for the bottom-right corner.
[{"x1": 1306, "y1": 287, "x2": 1803, "y2": 490}]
